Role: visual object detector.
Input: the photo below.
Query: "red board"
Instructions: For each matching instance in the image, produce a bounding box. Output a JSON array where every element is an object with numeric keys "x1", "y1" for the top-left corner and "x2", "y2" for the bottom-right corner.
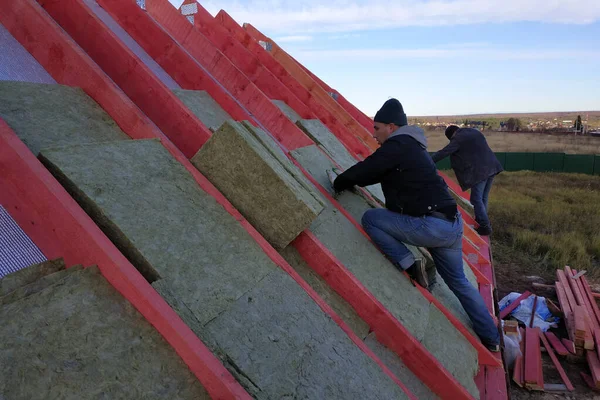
[
  {"x1": 293, "y1": 231, "x2": 474, "y2": 399},
  {"x1": 214, "y1": 9, "x2": 373, "y2": 159},
  {"x1": 498, "y1": 291, "x2": 531, "y2": 320},
  {"x1": 121, "y1": 0, "x2": 314, "y2": 152},
  {"x1": 544, "y1": 332, "x2": 569, "y2": 356},
  {"x1": 539, "y1": 331, "x2": 574, "y2": 391},
  {"x1": 36, "y1": 0, "x2": 212, "y2": 159},
  {"x1": 0, "y1": 119, "x2": 251, "y2": 399}
]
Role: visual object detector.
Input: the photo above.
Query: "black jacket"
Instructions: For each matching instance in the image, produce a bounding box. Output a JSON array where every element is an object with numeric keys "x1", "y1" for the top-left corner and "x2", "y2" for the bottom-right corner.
[
  {"x1": 334, "y1": 134, "x2": 456, "y2": 216},
  {"x1": 432, "y1": 128, "x2": 503, "y2": 190}
]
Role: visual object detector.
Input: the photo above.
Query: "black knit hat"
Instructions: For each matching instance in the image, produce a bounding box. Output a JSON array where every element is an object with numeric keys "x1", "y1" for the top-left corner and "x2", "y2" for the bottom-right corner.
[
  {"x1": 445, "y1": 125, "x2": 460, "y2": 140},
  {"x1": 374, "y1": 98, "x2": 407, "y2": 127}
]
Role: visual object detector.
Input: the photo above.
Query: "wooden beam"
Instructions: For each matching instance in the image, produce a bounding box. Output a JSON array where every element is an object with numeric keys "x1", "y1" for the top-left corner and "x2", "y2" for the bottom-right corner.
[
  {"x1": 498, "y1": 291, "x2": 531, "y2": 320},
  {"x1": 557, "y1": 270, "x2": 578, "y2": 312},
  {"x1": 544, "y1": 332, "x2": 569, "y2": 356},
  {"x1": 539, "y1": 330, "x2": 574, "y2": 391},
  {"x1": 587, "y1": 350, "x2": 600, "y2": 389},
  {"x1": 0, "y1": 119, "x2": 251, "y2": 399},
  {"x1": 14, "y1": 0, "x2": 212, "y2": 159},
  {"x1": 529, "y1": 295, "x2": 538, "y2": 328},
  {"x1": 292, "y1": 231, "x2": 475, "y2": 399},
  {"x1": 524, "y1": 327, "x2": 544, "y2": 390},
  {"x1": 512, "y1": 328, "x2": 525, "y2": 387},
  {"x1": 562, "y1": 338, "x2": 576, "y2": 354}
]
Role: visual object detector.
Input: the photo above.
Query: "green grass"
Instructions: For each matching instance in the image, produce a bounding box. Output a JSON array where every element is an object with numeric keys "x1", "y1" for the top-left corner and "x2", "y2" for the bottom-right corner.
[
  {"x1": 448, "y1": 171, "x2": 600, "y2": 277},
  {"x1": 491, "y1": 172, "x2": 600, "y2": 275}
]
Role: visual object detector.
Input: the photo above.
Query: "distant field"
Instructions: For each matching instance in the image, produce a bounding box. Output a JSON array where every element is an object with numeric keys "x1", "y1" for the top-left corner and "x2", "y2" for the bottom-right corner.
[
  {"x1": 444, "y1": 170, "x2": 600, "y2": 279},
  {"x1": 426, "y1": 130, "x2": 600, "y2": 154}
]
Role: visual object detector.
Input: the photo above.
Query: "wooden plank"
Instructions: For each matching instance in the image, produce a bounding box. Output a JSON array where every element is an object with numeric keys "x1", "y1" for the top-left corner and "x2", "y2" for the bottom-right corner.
[
  {"x1": 573, "y1": 305, "x2": 590, "y2": 340},
  {"x1": 37, "y1": 0, "x2": 214, "y2": 159},
  {"x1": 0, "y1": 120, "x2": 251, "y2": 400},
  {"x1": 292, "y1": 231, "x2": 475, "y2": 399},
  {"x1": 565, "y1": 266, "x2": 587, "y2": 306},
  {"x1": 586, "y1": 350, "x2": 600, "y2": 389},
  {"x1": 529, "y1": 295, "x2": 538, "y2": 328},
  {"x1": 544, "y1": 332, "x2": 569, "y2": 356},
  {"x1": 512, "y1": 327, "x2": 526, "y2": 387},
  {"x1": 524, "y1": 327, "x2": 543, "y2": 390},
  {"x1": 562, "y1": 338, "x2": 576, "y2": 354},
  {"x1": 239, "y1": 21, "x2": 380, "y2": 152},
  {"x1": 105, "y1": 0, "x2": 315, "y2": 152},
  {"x1": 463, "y1": 257, "x2": 492, "y2": 286},
  {"x1": 485, "y1": 364, "x2": 509, "y2": 400},
  {"x1": 581, "y1": 371, "x2": 598, "y2": 390},
  {"x1": 555, "y1": 282, "x2": 573, "y2": 317},
  {"x1": 557, "y1": 270, "x2": 578, "y2": 311},
  {"x1": 498, "y1": 291, "x2": 531, "y2": 320},
  {"x1": 539, "y1": 330, "x2": 575, "y2": 391},
  {"x1": 182, "y1": 4, "x2": 318, "y2": 123},
  {"x1": 215, "y1": 10, "x2": 373, "y2": 160},
  {"x1": 582, "y1": 276, "x2": 600, "y2": 327}
]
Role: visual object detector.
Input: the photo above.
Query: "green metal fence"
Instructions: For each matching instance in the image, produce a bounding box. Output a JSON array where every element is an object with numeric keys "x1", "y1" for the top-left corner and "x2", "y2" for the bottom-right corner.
[{"x1": 431, "y1": 152, "x2": 600, "y2": 175}]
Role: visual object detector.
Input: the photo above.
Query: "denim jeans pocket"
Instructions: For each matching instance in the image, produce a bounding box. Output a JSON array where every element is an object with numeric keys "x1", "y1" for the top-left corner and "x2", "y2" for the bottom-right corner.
[{"x1": 422, "y1": 217, "x2": 458, "y2": 244}]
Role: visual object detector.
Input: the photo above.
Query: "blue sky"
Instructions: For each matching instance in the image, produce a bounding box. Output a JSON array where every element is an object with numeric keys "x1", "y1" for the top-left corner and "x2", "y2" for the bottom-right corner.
[{"x1": 173, "y1": 1, "x2": 600, "y2": 116}]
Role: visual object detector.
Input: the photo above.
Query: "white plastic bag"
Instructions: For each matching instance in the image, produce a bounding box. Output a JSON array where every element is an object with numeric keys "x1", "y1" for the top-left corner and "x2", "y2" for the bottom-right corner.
[
  {"x1": 501, "y1": 321, "x2": 522, "y2": 369},
  {"x1": 498, "y1": 292, "x2": 560, "y2": 332}
]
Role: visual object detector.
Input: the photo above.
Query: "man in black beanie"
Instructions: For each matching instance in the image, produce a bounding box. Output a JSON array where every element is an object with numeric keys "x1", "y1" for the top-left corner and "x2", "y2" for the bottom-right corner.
[
  {"x1": 333, "y1": 98, "x2": 500, "y2": 351},
  {"x1": 432, "y1": 125, "x2": 503, "y2": 236}
]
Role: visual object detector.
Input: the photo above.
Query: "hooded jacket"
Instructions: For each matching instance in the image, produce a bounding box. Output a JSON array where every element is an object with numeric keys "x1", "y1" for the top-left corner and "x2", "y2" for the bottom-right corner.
[{"x1": 334, "y1": 125, "x2": 456, "y2": 216}]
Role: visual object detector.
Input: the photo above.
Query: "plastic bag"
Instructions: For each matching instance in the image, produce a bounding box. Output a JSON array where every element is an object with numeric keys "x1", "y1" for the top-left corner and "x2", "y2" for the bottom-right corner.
[
  {"x1": 498, "y1": 292, "x2": 560, "y2": 332},
  {"x1": 501, "y1": 322, "x2": 522, "y2": 369}
]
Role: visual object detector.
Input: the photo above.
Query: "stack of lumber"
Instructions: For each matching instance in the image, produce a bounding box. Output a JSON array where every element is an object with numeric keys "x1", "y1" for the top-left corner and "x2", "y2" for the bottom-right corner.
[{"x1": 555, "y1": 266, "x2": 600, "y2": 389}]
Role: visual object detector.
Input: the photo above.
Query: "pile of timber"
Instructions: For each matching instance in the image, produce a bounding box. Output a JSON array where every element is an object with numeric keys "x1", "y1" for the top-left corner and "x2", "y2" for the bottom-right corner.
[
  {"x1": 503, "y1": 266, "x2": 600, "y2": 393},
  {"x1": 554, "y1": 266, "x2": 600, "y2": 389}
]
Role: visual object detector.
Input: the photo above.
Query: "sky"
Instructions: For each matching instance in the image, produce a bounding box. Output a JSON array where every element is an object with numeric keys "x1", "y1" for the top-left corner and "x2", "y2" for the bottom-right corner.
[{"x1": 171, "y1": 0, "x2": 600, "y2": 116}]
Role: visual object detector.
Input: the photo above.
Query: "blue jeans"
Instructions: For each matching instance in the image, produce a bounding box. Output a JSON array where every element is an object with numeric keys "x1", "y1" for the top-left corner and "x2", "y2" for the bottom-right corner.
[
  {"x1": 362, "y1": 208, "x2": 500, "y2": 345},
  {"x1": 470, "y1": 176, "x2": 494, "y2": 229}
]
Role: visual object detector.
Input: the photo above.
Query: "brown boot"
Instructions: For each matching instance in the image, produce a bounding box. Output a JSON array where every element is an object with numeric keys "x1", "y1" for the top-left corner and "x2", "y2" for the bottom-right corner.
[{"x1": 406, "y1": 260, "x2": 429, "y2": 289}]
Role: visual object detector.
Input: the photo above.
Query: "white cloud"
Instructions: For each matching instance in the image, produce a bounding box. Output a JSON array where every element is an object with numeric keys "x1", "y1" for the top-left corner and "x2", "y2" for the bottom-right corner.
[
  {"x1": 199, "y1": 0, "x2": 600, "y2": 34},
  {"x1": 293, "y1": 47, "x2": 600, "y2": 61},
  {"x1": 275, "y1": 35, "x2": 313, "y2": 43}
]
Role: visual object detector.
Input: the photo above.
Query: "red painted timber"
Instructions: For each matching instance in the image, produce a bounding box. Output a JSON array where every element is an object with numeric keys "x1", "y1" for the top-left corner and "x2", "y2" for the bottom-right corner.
[
  {"x1": 484, "y1": 364, "x2": 509, "y2": 400},
  {"x1": 105, "y1": 0, "x2": 312, "y2": 152},
  {"x1": 213, "y1": 10, "x2": 372, "y2": 158},
  {"x1": 0, "y1": 119, "x2": 250, "y2": 400},
  {"x1": 539, "y1": 330, "x2": 574, "y2": 390},
  {"x1": 544, "y1": 332, "x2": 569, "y2": 356},
  {"x1": 35, "y1": 0, "x2": 211, "y2": 159},
  {"x1": 498, "y1": 291, "x2": 531, "y2": 320},
  {"x1": 524, "y1": 327, "x2": 543, "y2": 388},
  {"x1": 439, "y1": 171, "x2": 471, "y2": 202},
  {"x1": 463, "y1": 236, "x2": 489, "y2": 265},
  {"x1": 0, "y1": 0, "x2": 163, "y2": 144},
  {"x1": 290, "y1": 54, "x2": 374, "y2": 132},
  {"x1": 293, "y1": 231, "x2": 474, "y2": 399},
  {"x1": 173, "y1": 6, "x2": 315, "y2": 122},
  {"x1": 241, "y1": 22, "x2": 380, "y2": 152},
  {"x1": 464, "y1": 257, "x2": 492, "y2": 285}
]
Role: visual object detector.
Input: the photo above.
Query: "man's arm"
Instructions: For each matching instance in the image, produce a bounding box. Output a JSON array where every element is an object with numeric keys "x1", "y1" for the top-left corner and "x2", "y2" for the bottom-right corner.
[
  {"x1": 333, "y1": 143, "x2": 400, "y2": 192},
  {"x1": 431, "y1": 137, "x2": 461, "y2": 162}
]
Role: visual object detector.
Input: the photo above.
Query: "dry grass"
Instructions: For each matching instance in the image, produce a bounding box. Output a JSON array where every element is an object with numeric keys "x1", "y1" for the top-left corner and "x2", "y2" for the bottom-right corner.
[
  {"x1": 445, "y1": 170, "x2": 600, "y2": 277},
  {"x1": 426, "y1": 130, "x2": 600, "y2": 154}
]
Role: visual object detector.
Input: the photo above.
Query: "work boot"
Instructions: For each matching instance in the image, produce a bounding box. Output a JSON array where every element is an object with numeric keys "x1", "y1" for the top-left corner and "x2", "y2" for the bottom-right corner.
[
  {"x1": 482, "y1": 342, "x2": 501, "y2": 353},
  {"x1": 406, "y1": 260, "x2": 429, "y2": 289},
  {"x1": 475, "y1": 225, "x2": 492, "y2": 236}
]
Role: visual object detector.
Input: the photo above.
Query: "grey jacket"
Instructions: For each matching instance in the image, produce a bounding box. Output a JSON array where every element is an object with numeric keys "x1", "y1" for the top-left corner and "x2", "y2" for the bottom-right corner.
[{"x1": 432, "y1": 128, "x2": 503, "y2": 190}]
